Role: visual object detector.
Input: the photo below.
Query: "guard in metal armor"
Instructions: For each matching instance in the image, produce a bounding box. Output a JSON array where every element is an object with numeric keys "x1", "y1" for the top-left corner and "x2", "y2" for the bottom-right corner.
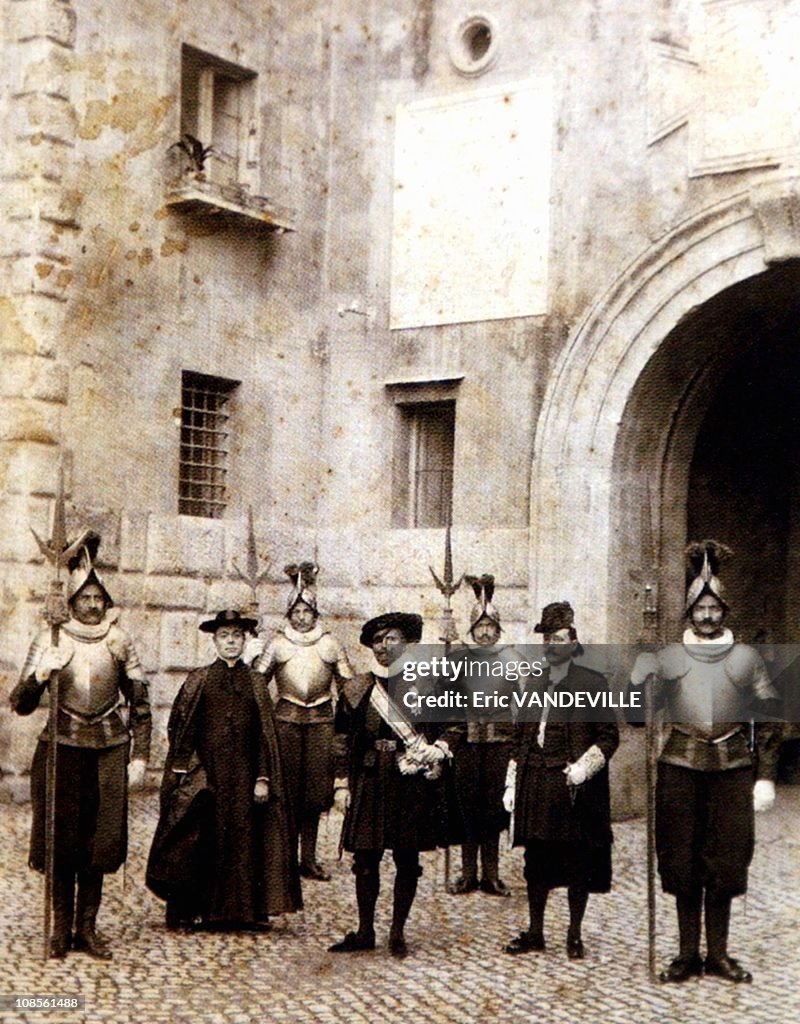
[
  {"x1": 448, "y1": 574, "x2": 516, "y2": 896},
  {"x1": 253, "y1": 562, "x2": 352, "y2": 881},
  {"x1": 10, "y1": 533, "x2": 150, "y2": 959},
  {"x1": 630, "y1": 541, "x2": 781, "y2": 984}
]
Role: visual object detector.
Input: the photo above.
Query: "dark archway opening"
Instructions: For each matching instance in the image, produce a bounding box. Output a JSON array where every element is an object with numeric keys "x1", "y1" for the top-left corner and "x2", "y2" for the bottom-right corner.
[
  {"x1": 611, "y1": 259, "x2": 800, "y2": 643},
  {"x1": 688, "y1": 324, "x2": 800, "y2": 643}
]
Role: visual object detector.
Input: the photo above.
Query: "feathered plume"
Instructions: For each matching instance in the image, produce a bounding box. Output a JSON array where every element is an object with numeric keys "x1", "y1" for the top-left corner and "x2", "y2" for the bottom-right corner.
[
  {"x1": 66, "y1": 530, "x2": 102, "y2": 573},
  {"x1": 284, "y1": 561, "x2": 319, "y2": 587},
  {"x1": 465, "y1": 573, "x2": 495, "y2": 604},
  {"x1": 685, "y1": 540, "x2": 732, "y2": 581}
]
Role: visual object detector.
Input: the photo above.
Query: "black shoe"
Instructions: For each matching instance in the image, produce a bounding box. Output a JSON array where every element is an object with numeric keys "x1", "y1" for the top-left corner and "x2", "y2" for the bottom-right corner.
[
  {"x1": 659, "y1": 954, "x2": 703, "y2": 983},
  {"x1": 480, "y1": 877, "x2": 511, "y2": 897},
  {"x1": 566, "y1": 935, "x2": 585, "y2": 960},
  {"x1": 388, "y1": 933, "x2": 408, "y2": 959},
  {"x1": 165, "y1": 908, "x2": 197, "y2": 932},
  {"x1": 49, "y1": 933, "x2": 70, "y2": 960},
  {"x1": 448, "y1": 875, "x2": 479, "y2": 896},
  {"x1": 73, "y1": 930, "x2": 113, "y2": 961},
  {"x1": 243, "y1": 920, "x2": 272, "y2": 933},
  {"x1": 704, "y1": 955, "x2": 752, "y2": 983},
  {"x1": 300, "y1": 862, "x2": 331, "y2": 882},
  {"x1": 328, "y1": 930, "x2": 375, "y2": 953},
  {"x1": 505, "y1": 931, "x2": 546, "y2": 955}
]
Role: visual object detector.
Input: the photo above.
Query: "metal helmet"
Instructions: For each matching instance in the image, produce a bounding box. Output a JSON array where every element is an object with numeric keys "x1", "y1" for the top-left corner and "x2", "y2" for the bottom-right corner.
[
  {"x1": 466, "y1": 574, "x2": 502, "y2": 634},
  {"x1": 684, "y1": 540, "x2": 731, "y2": 614},
  {"x1": 284, "y1": 561, "x2": 319, "y2": 616}
]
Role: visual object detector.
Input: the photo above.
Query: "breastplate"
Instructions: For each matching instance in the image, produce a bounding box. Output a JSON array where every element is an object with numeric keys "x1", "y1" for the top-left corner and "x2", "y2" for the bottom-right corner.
[
  {"x1": 668, "y1": 653, "x2": 749, "y2": 738},
  {"x1": 274, "y1": 643, "x2": 335, "y2": 706},
  {"x1": 59, "y1": 638, "x2": 120, "y2": 718}
]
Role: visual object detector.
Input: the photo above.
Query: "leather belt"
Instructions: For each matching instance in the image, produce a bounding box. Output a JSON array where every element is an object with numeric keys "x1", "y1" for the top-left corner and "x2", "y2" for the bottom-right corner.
[{"x1": 674, "y1": 726, "x2": 742, "y2": 745}]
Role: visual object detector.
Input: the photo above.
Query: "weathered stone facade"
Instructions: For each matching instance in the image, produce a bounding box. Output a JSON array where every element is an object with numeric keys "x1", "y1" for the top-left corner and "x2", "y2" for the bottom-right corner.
[{"x1": 3, "y1": 0, "x2": 800, "y2": 806}]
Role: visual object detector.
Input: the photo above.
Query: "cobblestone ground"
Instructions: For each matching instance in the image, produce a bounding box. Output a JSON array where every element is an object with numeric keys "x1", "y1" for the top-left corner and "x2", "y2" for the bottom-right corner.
[{"x1": 1, "y1": 785, "x2": 799, "y2": 1024}]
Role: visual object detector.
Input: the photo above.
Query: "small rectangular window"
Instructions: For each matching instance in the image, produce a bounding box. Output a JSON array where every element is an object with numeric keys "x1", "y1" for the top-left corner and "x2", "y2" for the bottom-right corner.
[
  {"x1": 178, "y1": 371, "x2": 239, "y2": 519},
  {"x1": 397, "y1": 401, "x2": 455, "y2": 527},
  {"x1": 180, "y1": 45, "x2": 257, "y2": 187}
]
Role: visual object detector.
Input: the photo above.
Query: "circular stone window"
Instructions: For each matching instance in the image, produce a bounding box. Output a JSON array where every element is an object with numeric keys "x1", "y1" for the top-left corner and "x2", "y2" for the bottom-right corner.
[{"x1": 449, "y1": 14, "x2": 498, "y2": 76}]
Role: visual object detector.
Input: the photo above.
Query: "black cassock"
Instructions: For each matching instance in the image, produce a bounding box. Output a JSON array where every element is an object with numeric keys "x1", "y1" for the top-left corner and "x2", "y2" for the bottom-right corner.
[{"x1": 147, "y1": 659, "x2": 302, "y2": 923}]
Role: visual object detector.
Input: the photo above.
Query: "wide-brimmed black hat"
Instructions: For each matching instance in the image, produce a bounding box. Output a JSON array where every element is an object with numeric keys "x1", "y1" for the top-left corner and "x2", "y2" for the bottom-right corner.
[
  {"x1": 199, "y1": 609, "x2": 258, "y2": 634},
  {"x1": 360, "y1": 612, "x2": 423, "y2": 648}
]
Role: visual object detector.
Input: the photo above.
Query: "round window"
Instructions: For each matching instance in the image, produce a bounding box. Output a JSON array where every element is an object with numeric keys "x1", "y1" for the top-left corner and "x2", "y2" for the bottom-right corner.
[{"x1": 449, "y1": 15, "x2": 498, "y2": 76}]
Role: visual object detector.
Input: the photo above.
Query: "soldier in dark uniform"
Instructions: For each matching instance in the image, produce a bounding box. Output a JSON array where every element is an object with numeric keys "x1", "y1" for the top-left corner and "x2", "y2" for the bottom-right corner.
[
  {"x1": 328, "y1": 612, "x2": 451, "y2": 958},
  {"x1": 11, "y1": 533, "x2": 151, "y2": 959},
  {"x1": 448, "y1": 574, "x2": 516, "y2": 896},
  {"x1": 505, "y1": 602, "x2": 618, "y2": 960},
  {"x1": 630, "y1": 542, "x2": 781, "y2": 983},
  {"x1": 147, "y1": 610, "x2": 301, "y2": 931}
]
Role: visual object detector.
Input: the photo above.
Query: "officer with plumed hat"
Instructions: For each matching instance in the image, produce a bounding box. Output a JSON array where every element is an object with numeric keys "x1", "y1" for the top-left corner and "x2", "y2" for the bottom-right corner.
[{"x1": 329, "y1": 610, "x2": 452, "y2": 958}]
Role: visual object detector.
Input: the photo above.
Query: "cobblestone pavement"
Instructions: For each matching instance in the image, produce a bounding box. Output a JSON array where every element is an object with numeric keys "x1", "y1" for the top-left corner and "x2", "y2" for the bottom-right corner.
[{"x1": 1, "y1": 785, "x2": 799, "y2": 1024}]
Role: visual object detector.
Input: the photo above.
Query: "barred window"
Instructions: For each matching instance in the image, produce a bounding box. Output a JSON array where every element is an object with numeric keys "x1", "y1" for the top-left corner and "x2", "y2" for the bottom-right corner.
[
  {"x1": 179, "y1": 371, "x2": 239, "y2": 518},
  {"x1": 393, "y1": 401, "x2": 455, "y2": 528},
  {"x1": 387, "y1": 379, "x2": 460, "y2": 529}
]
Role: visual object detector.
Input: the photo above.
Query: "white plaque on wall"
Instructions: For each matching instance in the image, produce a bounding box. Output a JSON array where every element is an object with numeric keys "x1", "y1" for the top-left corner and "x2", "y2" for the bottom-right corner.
[
  {"x1": 389, "y1": 79, "x2": 552, "y2": 329},
  {"x1": 690, "y1": 0, "x2": 800, "y2": 175}
]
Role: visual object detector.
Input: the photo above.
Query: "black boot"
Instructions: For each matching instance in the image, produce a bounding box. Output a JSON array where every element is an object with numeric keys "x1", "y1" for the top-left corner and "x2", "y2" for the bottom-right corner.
[
  {"x1": 704, "y1": 890, "x2": 751, "y2": 983},
  {"x1": 389, "y1": 852, "x2": 421, "y2": 958},
  {"x1": 299, "y1": 814, "x2": 330, "y2": 881},
  {"x1": 449, "y1": 842, "x2": 479, "y2": 895},
  {"x1": 73, "y1": 869, "x2": 112, "y2": 960},
  {"x1": 659, "y1": 891, "x2": 703, "y2": 983},
  {"x1": 50, "y1": 868, "x2": 75, "y2": 959},
  {"x1": 329, "y1": 852, "x2": 379, "y2": 953},
  {"x1": 566, "y1": 885, "x2": 588, "y2": 959},
  {"x1": 479, "y1": 837, "x2": 510, "y2": 897}
]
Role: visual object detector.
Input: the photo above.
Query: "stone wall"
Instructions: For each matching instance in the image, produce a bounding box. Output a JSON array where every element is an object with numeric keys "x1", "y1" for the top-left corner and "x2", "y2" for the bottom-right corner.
[{"x1": 3, "y1": 0, "x2": 800, "y2": 813}]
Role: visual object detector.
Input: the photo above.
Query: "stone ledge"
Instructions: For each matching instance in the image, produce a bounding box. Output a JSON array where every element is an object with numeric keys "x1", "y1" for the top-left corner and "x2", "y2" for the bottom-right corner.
[{"x1": 165, "y1": 178, "x2": 295, "y2": 233}]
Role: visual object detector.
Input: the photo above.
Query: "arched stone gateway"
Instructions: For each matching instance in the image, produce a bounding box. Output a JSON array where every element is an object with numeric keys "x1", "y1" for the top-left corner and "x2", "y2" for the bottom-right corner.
[{"x1": 531, "y1": 178, "x2": 800, "y2": 643}]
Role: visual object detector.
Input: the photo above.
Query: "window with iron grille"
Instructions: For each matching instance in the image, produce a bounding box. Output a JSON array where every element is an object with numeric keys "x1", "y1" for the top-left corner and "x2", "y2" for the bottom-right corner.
[{"x1": 179, "y1": 371, "x2": 239, "y2": 518}]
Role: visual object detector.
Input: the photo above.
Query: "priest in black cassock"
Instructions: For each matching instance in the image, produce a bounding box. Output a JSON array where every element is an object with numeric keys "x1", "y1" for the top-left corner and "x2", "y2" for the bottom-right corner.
[{"x1": 146, "y1": 610, "x2": 302, "y2": 930}]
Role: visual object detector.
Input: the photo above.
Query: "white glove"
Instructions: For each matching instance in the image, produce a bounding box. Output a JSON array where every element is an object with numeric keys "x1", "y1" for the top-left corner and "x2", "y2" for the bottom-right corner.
[
  {"x1": 333, "y1": 780, "x2": 350, "y2": 813},
  {"x1": 35, "y1": 644, "x2": 73, "y2": 683},
  {"x1": 563, "y1": 745, "x2": 606, "y2": 787},
  {"x1": 416, "y1": 739, "x2": 448, "y2": 765},
  {"x1": 564, "y1": 760, "x2": 588, "y2": 786},
  {"x1": 630, "y1": 652, "x2": 659, "y2": 686},
  {"x1": 242, "y1": 635, "x2": 265, "y2": 666},
  {"x1": 503, "y1": 759, "x2": 516, "y2": 813},
  {"x1": 253, "y1": 778, "x2": 270, "y2": 804},
  {"x1": 753, "y1": 779, "x2": 776, "y2": 813},
  {"x1": 128, "y1": 759, "x2": 147, "y2": 790}
]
